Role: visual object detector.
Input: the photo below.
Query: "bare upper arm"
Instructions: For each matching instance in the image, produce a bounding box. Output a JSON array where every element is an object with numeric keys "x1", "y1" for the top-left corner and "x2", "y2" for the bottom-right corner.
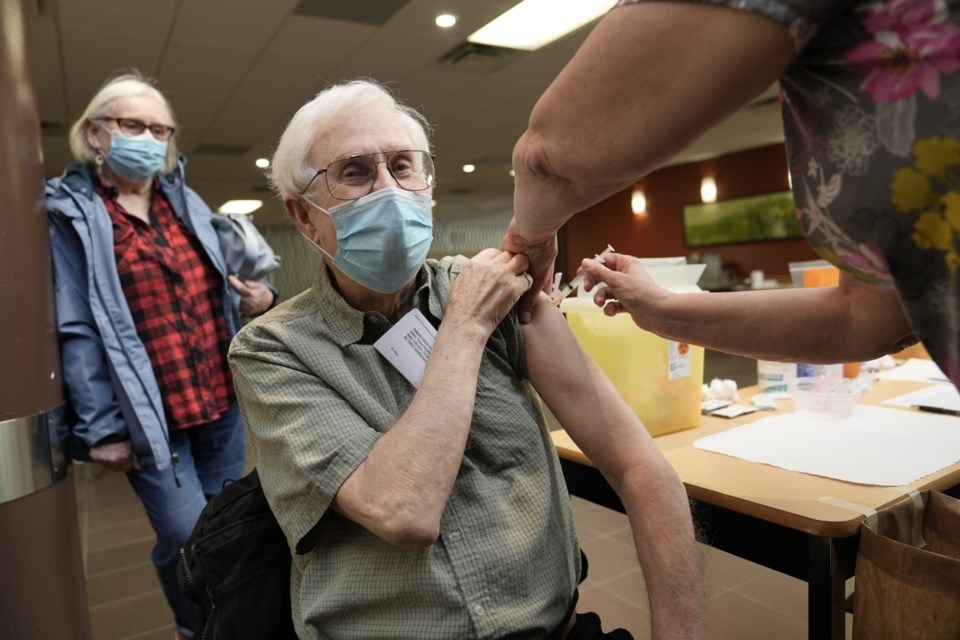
[
  {"x1": 521, "y1": 294, "x2": 666, "y2": 486},
  {"x1": 524, "y1": 3, "x2": 796, "y2": 189}
]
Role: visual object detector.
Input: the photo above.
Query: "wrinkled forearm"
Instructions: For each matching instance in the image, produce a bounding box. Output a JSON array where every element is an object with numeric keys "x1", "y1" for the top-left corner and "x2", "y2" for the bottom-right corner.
[
  {"x1": 333, "y1": 320, "x2": 489, "y2": 547},
  {"x1": 619, "y1": 463, "x2": 704, "y2": 640}
]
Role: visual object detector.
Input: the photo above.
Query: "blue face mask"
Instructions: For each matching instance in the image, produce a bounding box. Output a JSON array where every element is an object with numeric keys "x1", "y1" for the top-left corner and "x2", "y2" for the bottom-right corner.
[
  {"x1": 103, "y1": 130, "x2": 168, "y2": 181},
  {"x1": 302, "y1": 187, "x2": 434, "y2": 294}
]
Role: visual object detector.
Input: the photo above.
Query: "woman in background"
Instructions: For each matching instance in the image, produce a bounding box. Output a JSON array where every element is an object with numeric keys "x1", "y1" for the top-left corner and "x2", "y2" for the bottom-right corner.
[{"x1": 46, "y1": 71, "x2": 274, "y2": 639}]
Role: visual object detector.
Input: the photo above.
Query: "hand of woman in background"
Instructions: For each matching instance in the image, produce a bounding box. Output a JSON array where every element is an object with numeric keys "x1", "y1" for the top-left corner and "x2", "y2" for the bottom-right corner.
[
  {"x1": 500, "y1": 220, "x2": 557, "y2": 325},
  {"x1": 579, "y1": 252, "x2": 669, "y2": 330},
  {"x1": 446, "y1": 248, "x2": 533, "y2": 339},
  {"x1": 228, "y1": 275, "x2": 274, "y2": 317},
  {"x1": 90, "y1": 440, "x2": 141, "y2": 473}
]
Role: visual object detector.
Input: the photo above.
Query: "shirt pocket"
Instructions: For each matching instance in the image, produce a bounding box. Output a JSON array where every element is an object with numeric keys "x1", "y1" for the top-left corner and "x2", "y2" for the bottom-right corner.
[{"x1": 111, "y1": 222, "x2": 139, "y2": 275}]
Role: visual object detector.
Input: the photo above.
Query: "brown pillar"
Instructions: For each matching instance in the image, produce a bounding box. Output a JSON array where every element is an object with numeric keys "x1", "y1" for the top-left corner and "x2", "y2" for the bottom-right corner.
[{"x1": 0, "y1": 0, "x2": 91, "y2": 638}]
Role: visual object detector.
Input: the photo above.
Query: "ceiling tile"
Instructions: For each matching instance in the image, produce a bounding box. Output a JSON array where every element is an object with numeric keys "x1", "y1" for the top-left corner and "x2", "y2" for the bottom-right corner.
[
  {"x1": 59, "y1": 26, "x2": 166, "y2": 116},
  {"x1": 171, "y1": 1, "x2": 294, "y2": 46},
  {"x1": 292, "y1": 0, "x2": 410, "y2": 26},
  {"x1": 202, "y1": 100, "x2": 291, "y2": 144},
  {"x1": 159, "y1": 40, "x2": 262, "y2": 78},
  {"x1": 269, "y1": 14, "x2": 377, "y2": 57},
  {"x1": 228, "y1": 48, "x2": 340, "y2": 104},
  {"x1": 56, "y1": 0, "x2": 179, "y2": 38}
]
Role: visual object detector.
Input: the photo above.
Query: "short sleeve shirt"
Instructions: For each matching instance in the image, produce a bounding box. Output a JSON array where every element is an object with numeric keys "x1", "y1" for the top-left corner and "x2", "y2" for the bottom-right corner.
[
  {"x1": 228, "y1": 257, "x2": 581, "y2": 640},
  {"x1": 616, "y1": 0, "x2": 960, "y2": 385}
]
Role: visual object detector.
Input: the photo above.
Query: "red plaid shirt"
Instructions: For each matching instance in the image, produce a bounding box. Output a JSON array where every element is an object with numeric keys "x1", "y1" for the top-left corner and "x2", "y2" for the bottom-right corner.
[{"x1": 98, "y1": 180, "x2": 233, "y2": 430}]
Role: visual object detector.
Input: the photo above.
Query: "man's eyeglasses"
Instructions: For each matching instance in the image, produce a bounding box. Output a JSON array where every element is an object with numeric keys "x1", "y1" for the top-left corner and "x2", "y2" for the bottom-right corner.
[
  {"x1": 96, "y1": 117, "x2": 176, "y2": 142},
  {"x1": 300, "y1": 150, "x2": 435, "y2": 201}
]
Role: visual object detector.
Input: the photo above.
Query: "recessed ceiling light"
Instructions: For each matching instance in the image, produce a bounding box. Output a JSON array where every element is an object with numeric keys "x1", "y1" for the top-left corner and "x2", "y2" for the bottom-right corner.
[
  {"x1": 435, "y1": 14, "x2": 456, "y2": 28},
  {"x1": 462, "y1": 164, "x2": 476, "y2": 173},
  {"x1": 255, "y1": 158, "x2": 270, "y2": 168},
  {"x1": 218, "y1": 200, "x2": 263, "y2": 215},
  {"x1": 468, "y1": 0, "x2": 610, "y2": 51}
]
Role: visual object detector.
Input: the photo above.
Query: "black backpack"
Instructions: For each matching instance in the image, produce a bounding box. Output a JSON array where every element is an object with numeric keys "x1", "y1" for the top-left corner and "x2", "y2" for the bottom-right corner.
[{"x1": 176, "y1": 469, "x2": 299, "y2": 640}]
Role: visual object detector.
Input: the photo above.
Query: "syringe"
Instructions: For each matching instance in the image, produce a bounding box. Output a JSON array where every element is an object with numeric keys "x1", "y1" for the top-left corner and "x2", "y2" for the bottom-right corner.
[{"x1": 550, "y1": 244, "x2": 615, "y2": 306}]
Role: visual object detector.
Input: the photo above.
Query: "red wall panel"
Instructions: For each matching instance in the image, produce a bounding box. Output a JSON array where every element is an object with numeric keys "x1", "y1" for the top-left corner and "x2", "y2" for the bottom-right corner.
[{"x1": 562, "y1": 144, "x2": 818, "y2": 283}]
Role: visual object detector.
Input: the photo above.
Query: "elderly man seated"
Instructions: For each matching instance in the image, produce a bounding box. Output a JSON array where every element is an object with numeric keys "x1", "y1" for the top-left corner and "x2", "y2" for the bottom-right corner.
[{"x1": 228, "y1": 79, "x2": 704, "y2": 640}]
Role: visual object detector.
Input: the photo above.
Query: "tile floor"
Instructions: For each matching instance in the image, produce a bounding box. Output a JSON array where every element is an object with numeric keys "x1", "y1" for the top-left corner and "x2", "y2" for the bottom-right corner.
[{"x1": 73, "y1": 351, "x2": 854, "y2": 639}]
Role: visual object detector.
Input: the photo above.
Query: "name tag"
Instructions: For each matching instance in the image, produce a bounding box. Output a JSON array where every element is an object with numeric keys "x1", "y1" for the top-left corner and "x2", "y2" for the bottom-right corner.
[{"x1": 373, "y1": 309, "x2": 437, "y2": 388}]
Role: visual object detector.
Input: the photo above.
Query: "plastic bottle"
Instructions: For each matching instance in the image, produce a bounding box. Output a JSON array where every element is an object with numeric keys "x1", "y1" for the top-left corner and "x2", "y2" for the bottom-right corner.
[{"x1": 757, "y1": 360, "x2": 796, "y2": 394}]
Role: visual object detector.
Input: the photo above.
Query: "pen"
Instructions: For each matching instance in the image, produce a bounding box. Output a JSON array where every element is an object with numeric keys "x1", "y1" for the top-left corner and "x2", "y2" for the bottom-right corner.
[{"x1": 913, "y1": 404, "x2": 960, "y2": 417}]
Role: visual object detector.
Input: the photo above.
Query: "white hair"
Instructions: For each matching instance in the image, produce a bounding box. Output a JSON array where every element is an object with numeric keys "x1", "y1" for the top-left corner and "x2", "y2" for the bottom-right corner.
[
  {"x1": 268, "y1": 78, "x2": 432, "y2": 200},
  {"x1": 68, "y1": 70, "x2": 179, "y2": 173}
]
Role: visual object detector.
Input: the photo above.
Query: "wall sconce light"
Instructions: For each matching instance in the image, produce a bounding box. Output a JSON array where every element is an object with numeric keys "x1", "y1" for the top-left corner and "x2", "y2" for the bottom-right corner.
[
  {"x1": 700, "y1": 176, "x2": 717, "y2": 203},
  {"x1": 631, "y1": 189, "x2": 647, "y2": 215}
]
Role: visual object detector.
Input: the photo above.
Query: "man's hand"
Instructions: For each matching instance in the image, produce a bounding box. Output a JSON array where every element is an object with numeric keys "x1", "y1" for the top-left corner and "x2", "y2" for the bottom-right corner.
[
  {"x1": 579, "y1": 252, "x2": 670, "y2": 331},
  {"x1": 90, "y1": 440, "x2": 141, "y2": 473},
  {"x1": 229, "y1": 275, "x2": 274, "y2": 317},
  {"x1": 445, "y1": 248, "x2": 533, "y2": 339},
  {"x1": 501, "y1": 218, "x2": 557, "y2": 325}
]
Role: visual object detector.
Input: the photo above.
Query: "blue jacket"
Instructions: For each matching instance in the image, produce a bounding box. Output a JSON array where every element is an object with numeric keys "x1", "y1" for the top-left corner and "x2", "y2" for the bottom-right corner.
[{"x1": 46, "y1": 160, "x2": 241, "y2": 470}]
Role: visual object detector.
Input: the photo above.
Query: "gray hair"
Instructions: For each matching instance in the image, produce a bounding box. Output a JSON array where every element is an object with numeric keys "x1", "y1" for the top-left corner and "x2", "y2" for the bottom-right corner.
[
  {"x1": 268, "y1": 78, "x2": 432, "y2": 200},
  {"x1": 68, "y1": 70, "x2": 179, "y2": 173}
]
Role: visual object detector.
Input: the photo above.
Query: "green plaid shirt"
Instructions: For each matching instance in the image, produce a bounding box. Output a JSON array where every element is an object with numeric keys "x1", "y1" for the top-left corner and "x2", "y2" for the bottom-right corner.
[{"x1": 229, "y1": 256, "x2": 581, "y2": 639}]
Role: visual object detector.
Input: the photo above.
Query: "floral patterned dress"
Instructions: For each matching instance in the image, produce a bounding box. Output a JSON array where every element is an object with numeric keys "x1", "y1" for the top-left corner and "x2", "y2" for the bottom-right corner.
[{"x1": 617, "y1": 0, "x2": 960, "y2": 385}]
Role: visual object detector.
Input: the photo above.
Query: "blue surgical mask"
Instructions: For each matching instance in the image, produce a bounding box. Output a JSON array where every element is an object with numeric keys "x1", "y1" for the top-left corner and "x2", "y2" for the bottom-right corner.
[
  {"x1": 103, "y1": 130, "x2": 168, "y2": 181},
  {"x1": 302, "y1": 187, "x2": 434, "y2": 293}
]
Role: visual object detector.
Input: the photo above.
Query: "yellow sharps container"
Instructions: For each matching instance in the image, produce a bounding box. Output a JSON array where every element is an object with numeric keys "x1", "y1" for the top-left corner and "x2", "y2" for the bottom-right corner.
[{"x1": 560, "y1": 260, "x2": 706, "y2": 437}]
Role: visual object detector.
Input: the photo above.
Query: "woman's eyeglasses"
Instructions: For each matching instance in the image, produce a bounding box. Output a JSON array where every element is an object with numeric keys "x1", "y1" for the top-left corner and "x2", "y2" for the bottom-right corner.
[
  {"x1": 97, "y1": 117, "x2": 176, "y2": 141},
  {"x1": 300, "y1": 150, "x2": 435, "y2": 201}
]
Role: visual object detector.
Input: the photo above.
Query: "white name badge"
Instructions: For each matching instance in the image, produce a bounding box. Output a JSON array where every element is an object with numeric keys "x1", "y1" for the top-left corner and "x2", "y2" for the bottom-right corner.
[{"x1": 373, "y1": 308, "x2": 437, "y2": 388}]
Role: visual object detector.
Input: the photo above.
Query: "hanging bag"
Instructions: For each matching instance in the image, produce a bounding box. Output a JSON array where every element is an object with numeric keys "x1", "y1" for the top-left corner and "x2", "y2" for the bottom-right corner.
[
  {"x1": 853, "y1": 489, "x2": 960, "y2": 640},
  {"x1": 177, "y1": 469, "x2": 299, "y2": 640},
  {"x1": 211, "y1": 212, "x2": 281, "y2": 281}
]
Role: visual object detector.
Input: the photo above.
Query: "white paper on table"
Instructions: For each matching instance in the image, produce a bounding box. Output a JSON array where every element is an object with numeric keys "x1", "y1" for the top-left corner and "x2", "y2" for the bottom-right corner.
[
  {"x1": 877, "y1": 358, "x2": 948, "y2": 383},
  {"x1": 885, "y1": 384, "x2": 960, "y2": 411},
  {"x1": 693, "y1": 405, "x2": 960, "y2": 486}
]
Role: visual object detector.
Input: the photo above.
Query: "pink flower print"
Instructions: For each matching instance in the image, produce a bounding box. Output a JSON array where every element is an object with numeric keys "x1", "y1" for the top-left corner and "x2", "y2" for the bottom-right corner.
[
  {"x1": 846, "y1": 0, "x2": 960, "y2": 101},
  {"x1": 863, "y1": 0, "x2": 936, "y2": 34},
  {"x1": 835, "y1": 243, "x2": 894, "y2": 283}
]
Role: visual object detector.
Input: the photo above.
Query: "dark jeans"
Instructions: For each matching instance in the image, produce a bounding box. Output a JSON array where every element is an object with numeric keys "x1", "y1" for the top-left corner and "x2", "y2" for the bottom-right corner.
[{"x1": 127, "y1": 402, "x2": 246, "y2": 638}]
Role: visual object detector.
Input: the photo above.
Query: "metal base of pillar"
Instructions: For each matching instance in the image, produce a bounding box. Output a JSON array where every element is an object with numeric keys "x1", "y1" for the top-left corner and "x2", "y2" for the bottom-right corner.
[{"x1": 0, "y1": 472, "x2": 91, "y2": 639}]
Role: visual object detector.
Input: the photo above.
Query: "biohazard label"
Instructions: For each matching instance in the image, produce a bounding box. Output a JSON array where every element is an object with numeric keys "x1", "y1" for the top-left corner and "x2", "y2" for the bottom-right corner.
[{"x1": 668, "y1": 341, "x2": 691, "y2": 380}]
